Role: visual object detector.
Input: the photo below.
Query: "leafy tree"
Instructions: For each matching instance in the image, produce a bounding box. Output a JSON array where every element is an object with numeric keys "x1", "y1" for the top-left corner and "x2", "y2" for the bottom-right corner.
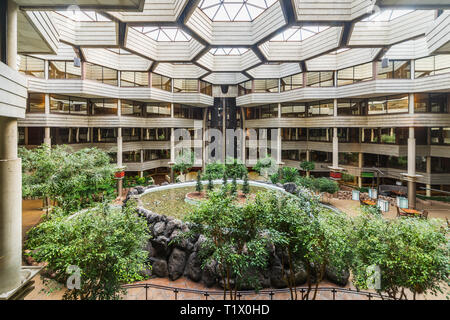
[
  {"x1": 312, "y1": 177, "x2": 339, "y2": 195},
  {"x1": 203, "y1": 162, "x2": 226, "y2": 180},
  {"x1": 196, "y1": 171, "x2": 203, "y2": 193},
  {"x1": 20, "y1": 145, "x2": 117, "y2": 214},
  {"x1": 295, "y1": 176, "x2": 315, "y2": 190},
  {"x1": 230, "y1": 175, "x2": 238, "y2": 197},
  {"x1": 222, "y1": 172, "x2": 228, "y2": 190},
  {"x1": 25, "y1": 203, "x2": 150, "y2": 300},
  {"x1": 342, "y1": 173, "x2": 355, "y2": 183},
  {"x1": 183, "y1": 190, "x2": 269, "y2": 300},
  {"x1": 350, "y1": 213, "x2": 449, "y2": 300},
  {"x1": 207, "y1": 175, "x2": 214, "y2": 191},
  {"x1": 270, "y1": 167, "x2": 300, "y2": 184},
  {"x1": 242, "y1": 173, "x2": 250, "y2": 196},
  {"x1": 172, "y1": 150, "x2": 194, "y2": 182},
  {"x1": 300, "y1": 161, "x2": 315, "y2": 177},
  {"x1": 252, "y1": 156, "x2": 277, "y2": 179},
  {"x1": 225, "y1": 157, "x2": 247, "y2": 179}
]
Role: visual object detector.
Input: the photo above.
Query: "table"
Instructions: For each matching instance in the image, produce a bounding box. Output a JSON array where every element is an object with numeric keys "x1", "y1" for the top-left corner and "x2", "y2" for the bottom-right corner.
[
  {"x1": 362, "y1": 200, "x2": 376, "y2": 206},
  {"x1": 400, "y1": 208, "x2": 422, "y2": 216}
]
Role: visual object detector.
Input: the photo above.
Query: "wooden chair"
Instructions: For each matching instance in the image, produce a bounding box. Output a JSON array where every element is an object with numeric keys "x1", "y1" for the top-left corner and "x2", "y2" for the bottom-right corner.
[
  {"x1": 396, "y1": 206, "x2": 408, "y2": 217},
  {"x1": 421, "y1": 210, "x2": 429, "y2": 220}
]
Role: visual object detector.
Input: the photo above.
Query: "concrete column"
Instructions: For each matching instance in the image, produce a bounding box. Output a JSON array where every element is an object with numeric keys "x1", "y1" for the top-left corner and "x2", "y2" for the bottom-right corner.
[
  {"x1": 44, "y1": 127, "x2": 51, "y2": 147},
  {"x1": 407, "y1": 127, "x2": 417, "y2": 208},
  {"x1": 44, "y1": 60, "x2": 49, "y2": 80},
  {"x1": 426, "y1": 156, "x2": 431, "y2": 197},
  {"x1": 409, "y1": 93, "x2": 414, "y2": 114},
  {"x1": 332, "y1": 128, "x2": 339, "y2": 169},
  {"x1": 117, "y1": 128, "x2": 123, "y2": 197},
  {"x1": 306, "y1": 149, "x2": 311, "y2": 177},
  {"x1": 117, "y1": 99, "x2": 121, "y2": 117},
  {"x1": 410, "y1": 59, "x2": 415, "y2": 80},
  {"x1": 0, "y1": 0, "x2": 22, "y2": 295},
  {"x1": 44, "y1": 93, "x2": 50, "y2": 114},
  {"x1": 358, "y1": 152, "x2": 363, "y2": 188}
]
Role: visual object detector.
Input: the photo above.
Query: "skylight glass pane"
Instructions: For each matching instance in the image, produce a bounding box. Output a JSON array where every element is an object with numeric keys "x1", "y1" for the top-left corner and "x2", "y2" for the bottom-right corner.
[
  {"x1": 209, "y1": 47, "x2": 249, "y2": 55},
  {"x1": 199, "y1": 0, "x2": 278, "y2": 21},
  {"x1": 362, "y1": 9, "x2": 414, "y2": 22},
  {"x1": 132, "y1": 27, "x2": 191, "y2": 42},
  {"x1": 271, "y1": 26, "x2": 329, "y2": 42},
  {"x1": 55, "y1": 10, "x2": 110, "y2": 22}
]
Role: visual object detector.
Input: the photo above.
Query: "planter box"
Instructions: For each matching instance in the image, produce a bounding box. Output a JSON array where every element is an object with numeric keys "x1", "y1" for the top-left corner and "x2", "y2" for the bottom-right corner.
[
  {"x1": 369, "y1": 188, "x2": 377, "y2": 199},
  {"x1": 352, "y1": 190, "x2": 360, "y2": 201},
  {"x1": 377, "y1": 199, "x2": 389, "y2": 212},
  {"x1": 396, "y1": 196, "x2": 408, "y2": 209}
]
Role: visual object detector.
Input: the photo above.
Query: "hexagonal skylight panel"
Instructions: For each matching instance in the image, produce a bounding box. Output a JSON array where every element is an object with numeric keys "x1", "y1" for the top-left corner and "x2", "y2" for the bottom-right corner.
[
  {"x1": 362, "y1": 9, "x2": 414, "y2": 22},
  {"x1": 199, "y1": 0, "x2": 278, "y2": 22},
  {"x1": 209, "y1": 47, "x2": 250, "y2": 55},
  {"x1": 55, "y1": 10, "x2": 111, "y2": 21},
  {"x1": 270, "y1": 26, "x2": 330, "y2": 42},
  {"x1": 132, "y1": 27, "x2": 192, "y2": 42}
]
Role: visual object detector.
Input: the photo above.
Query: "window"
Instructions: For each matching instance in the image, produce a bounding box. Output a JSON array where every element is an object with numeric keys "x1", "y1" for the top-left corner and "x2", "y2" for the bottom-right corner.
[
  {"x1": 281, "y1": 104, "x2": 307, "y2": 118},
  {"x1": 238, "y1": 80, "x2": 252, "y2": 96},
  {"x1": 414, "y1": 93, "x2": 448, "y2": 113},
  {"x1": 308, "y1": 128, "x2": 331, "y2": 142},
  {"x1": 49, "y1": 61, "x2": 81, "y2": 79},
  {"x1": 306, "y1": 72, "x2": 334, "y2": 87},
  {"x1": 200, "y1": 81, "x2": 212, "y2": 96},
  {"x1": 146, "y1": 103, "x2": 171, "y2": 118},
  {"x1": 151, "y1": 73, "x2": 172, "y2": 91},
  {"x1": 173, "y1": 104, "x2": 203, "y2": 119},
  {"x1": 143, "y1": 128, "x2": 170, "y2": 141},
  {"x1": 121, "y1": 100, "x2": 143, "y2": 117},
  {"x1": 123, "y1": 128, "x2": 141, "y2": 142},
  {"x1": 123, "y1": 151, "x2": 141, "y2": 163},
  {"x1": 253, "y1": 79, "x2": 279, "y2": 93},
  {"x1": 431, "y1": 128, "x2": 450, "y2": 145},
  {"x1": 368, "y1": 95, "x2": 409, "y2": 115},
  {"x1": 415, "y1": 55, "x2": 450, "y2": 78},
  {"x1": 91, "y1": 99, "x2": 118, "y2": 115},
  {"x1": 337, "y1": 99, "x2": 366, "y2": 116},
  {"x1": 376, "y1": 60, "x2": 410, "y2": 79},
  {"x1": 120, "y1": 72, "x2": 149, "y2": 87},
  {"x1": 282, "y1": 128, "x2": 307, "y2": 141},
  {"x1": 308, "y1": 101, "x2": 334, "y2": 117},
  {"x1": 93, "y1": 128, "x2": 117, "y2": 143},
  {"x1": 50, "y1": 94, "x2": 88, "y2": 115},
  {"x1": 18, "y1": 55, "x2": 44, "y2": 78},
  {"x1": 27, "y1": 93, "x2": 45, "y2": 113},
  {"x1": 245, "y1": 105, "x2": 278, "y2": 119},
  {"x1": 85, "y1": 62, "x2": 118, "y2": 86},
  {"x1": 337, "y1": 62, "x2": 373, "y2": 86},
  {"x1": 173, "y1": 79, "x2": 198, "y2": 93},
  {"x1": 281, "y1": 73, "x2": 303, "y2": 91}
]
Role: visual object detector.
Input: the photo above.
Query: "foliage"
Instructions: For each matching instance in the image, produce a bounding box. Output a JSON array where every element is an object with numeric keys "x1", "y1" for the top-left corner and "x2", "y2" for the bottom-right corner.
[
  {"x1": 222, "y1": 172, "x2": 228, "y2": 189},
  {"x1": 230, "y1": 175, "x2": 238, "y2": 197},
  {"x1": 203, "y1": 162, "x2": 226, "y2": 180},
  {"x1": 172, "y1": 150, "x2": 194, "y2": 181},
  {"x1": 25, "y1": 203, "x2": 150, "y2": 300},
  {"x1": 269, "y1": 167, "x2": 300, "y2": 184},
  {"x1": 417, "y1": 195, "x2": 450, "y2": 203},
  {"x1": 300, "y1": 161, "x2": 315, "y2": 172},
  {"x1": 252, "y1": 156, "x2": 277, "y2": 178},
  {"x1": 196, "y1": 172, "x2": 203, "y2": 193},
  {"x1": 359, "y1": 187, "x2": 369, "y2": 193},
  {"x1": 342, "y1": 173, "x2": 355, "y2": 183},
  {"x1": 295, "y1": 176, "x2": 315, "y2": 190},
  {"x1": 183, "y1": 190, "x2": 270, "y2": 299},
  {"x1": 123, "y1": 174, "x2": 154, "y2": 188},
  {"x1": 312, "y1": 178, "x2": 339, "y2": 194},
  {"x1": 20, "y1": 145, "x2": 117, "y2": 214},
  {"x1": 361, "y1": 203, "x2": 382, "y2": 216},
  {"x1": 242, "y1": 173, "x2": 250, "y2": 196},
  {"x1": 207, "y1": 174, "x2": 214, "y2": 191},
  {"x1": 350, "y1": 212, "x2": 449, "y2": 300},
  {"x1": 225, "y1": 157, "x2": 248, "y2": 179}
]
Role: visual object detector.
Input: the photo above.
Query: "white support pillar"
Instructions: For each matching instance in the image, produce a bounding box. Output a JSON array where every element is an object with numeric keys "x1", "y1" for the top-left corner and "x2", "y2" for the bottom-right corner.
[
  {"x1": 358, "y1": 152, "x2": 363, "y2": 188},
  {"x1": 277, "y1": 103, "x2": 282, "y2": 165},
  {"x1": 407, "y1": 127, "x2": 417, "y2": 209},
  {"x1": 0, "y1": 0, "x2": 21, "y2": 295},
  {"x1": 306, "y1": 149, "x2": 311, "y2": 177},
  {"x1": 426, "y1": 156, "x2": 431, "y2": 197},
  {"x1": 332, "y1": 127, "x2": 339, "y2": 169},
  {"x1": 117, "y1": 128, "x2": 123, "y2": 197},
  {"x1": 44, "y1": 127, "x2": 51, "y2": 147}
]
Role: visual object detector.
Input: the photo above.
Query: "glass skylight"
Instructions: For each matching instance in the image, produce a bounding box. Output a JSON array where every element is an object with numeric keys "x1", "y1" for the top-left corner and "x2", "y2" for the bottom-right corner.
[
  {"x1": 198, "y1": 0, "x2": 278, "y2": 22},
  {"x1": 270, "y1": 26, "x2": 330, "y2": 42},
  {"x1": 330, "y1": 48, "x2": 351, "y2": 55},
  {"x1": 132, "y1": 27, "x2": 192, "y2": 42},
  {"x1": 210, "y1": 47, "x2": 250, "y2": 55},
  {"x1": 55, "y1": 10, "x2": 111, "y2": 22},
  {"x1": 362, "y1": 9, "x2": 414, "y2": 22}
]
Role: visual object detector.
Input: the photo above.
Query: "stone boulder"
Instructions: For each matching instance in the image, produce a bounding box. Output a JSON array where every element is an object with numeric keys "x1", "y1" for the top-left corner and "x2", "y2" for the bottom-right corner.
[
  {"x1": 165, "y1": 219, "x2": 182, "y2": 237},
  {"x1": 150, "y1": 236, "x2": 171, "y2": 258},
  {"x1": 151, "y1": 258, "x2": 168, "y2": 277},
  {"x1": 145, "y1": 241, "x2": 156, "y2": 258},
  {"x1": 269, "y1": 265, "x2": 288, "y2": 289},
  {"x1": 153, "y1": 221, "x2": 166, "y2": 237},
  {"x1": 201, "y1": 260, "x2": 218, "y2": 287},
  {"x1": 185, "y1": 252, "x2": 203, "y2": 282},
  {"x1": 283, "y1": 182, "x2": 297, "y2": 194},
  {"x1": 135, "y1": 186, "x2": 145, "y2": 194},
  {"x1": 325, "y1": 265, "x2": 350, "y2": 287},
  {"x1": 168, "y1": 248, "x2": 187, "y2": 281},
  {"x1": 294, "y1": 261, "x2": 308, "y2": 285}
]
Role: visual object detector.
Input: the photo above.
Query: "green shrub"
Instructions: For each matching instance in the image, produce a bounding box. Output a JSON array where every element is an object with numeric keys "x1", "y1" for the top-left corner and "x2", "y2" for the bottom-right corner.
[
  {"x1": 203, "y1": 162, "x2": 226, "y2": 180},
  {"x1": 300, "y1": 161, "x2": 315, "y2": 172},
  {"x1": 342, "y1": 173, "x2": 355, "y2": 182},
  {"x1": 313, "y1": 178, "x2": 339, "y2": 194}
]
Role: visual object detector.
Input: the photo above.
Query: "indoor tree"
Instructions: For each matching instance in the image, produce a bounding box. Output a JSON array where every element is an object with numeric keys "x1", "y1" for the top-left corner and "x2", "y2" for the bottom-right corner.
[
  {"x1": 300, "y1": 161, "x2": 315, "y2": 178},
  {"x1": 172, "y1": 150, "x2": 194, "y2": 182}
]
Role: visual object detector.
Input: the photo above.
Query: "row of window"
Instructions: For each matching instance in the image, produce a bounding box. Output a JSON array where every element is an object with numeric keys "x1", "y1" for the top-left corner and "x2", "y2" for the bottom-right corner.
[
  {"x1": 237, "y1": 55, "x2": 450, "y2": 95},
  {"x1": 27, "y1": 94, "x2": 203, "y2": 119},
  {"x1": 245, "y1": 93, "x2": 449, "y2": 119},
  {"x1": 18, "y1": 55, "x2": 213, "y2": 95}
]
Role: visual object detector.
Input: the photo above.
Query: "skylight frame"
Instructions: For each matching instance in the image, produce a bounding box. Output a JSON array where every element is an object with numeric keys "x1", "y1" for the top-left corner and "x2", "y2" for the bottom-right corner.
[
  {"x1": 132, "y1": 26, "x2": 192, "y2": 42},
  {"x1": 198, "y1": 0, "x2": 278, "y2": 22},
  {"x1": 54, "y1": 10, "x2": 111, "y2": 22},
  {"x1": 270, "y1": 26, "x2": 331, "y2": 42},
  {"x1": 362, "y1": 9, "x2": 415, "y2": 22},
  {"x1": 209, "y1": 47, "x2": 250, "y2": 56}
]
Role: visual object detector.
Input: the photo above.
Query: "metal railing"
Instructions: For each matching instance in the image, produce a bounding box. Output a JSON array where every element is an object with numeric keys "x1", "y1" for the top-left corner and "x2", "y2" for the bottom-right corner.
[{"x1": 122, "y1": 282, "x2": 392, "y2": 301}]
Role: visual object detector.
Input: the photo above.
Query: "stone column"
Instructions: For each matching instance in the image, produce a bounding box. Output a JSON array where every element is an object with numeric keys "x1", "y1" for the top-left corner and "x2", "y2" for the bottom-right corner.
[
  {"x1": 0, "y1": 0, "x2": 21, "y2": 295},
  {"x1": 170, "y1": 127, "x2": 175, "y2": 183},
  {"x1": 332, "y1": 128, "x2": 339, "y2": 169},
  {"x1": 117, "y1": 128, "x2": 123, "y2": 197},
  {"x1": 44, "y1": 127, "x2": 51, "y2": 147}
]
